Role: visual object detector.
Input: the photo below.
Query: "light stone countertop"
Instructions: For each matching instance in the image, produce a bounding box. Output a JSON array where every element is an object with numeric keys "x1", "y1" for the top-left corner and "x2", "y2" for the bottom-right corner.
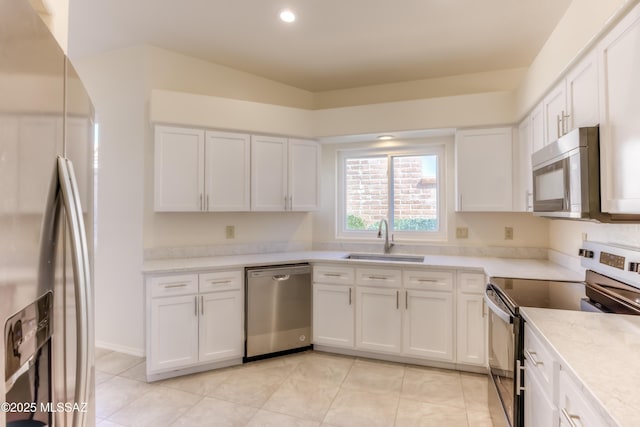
[
  {"x1": 521, "y1": 307, "x2": 640, "y2": 427},
  {"x1": 142, "y1": 250, "x2": 584, "y2": 282}
]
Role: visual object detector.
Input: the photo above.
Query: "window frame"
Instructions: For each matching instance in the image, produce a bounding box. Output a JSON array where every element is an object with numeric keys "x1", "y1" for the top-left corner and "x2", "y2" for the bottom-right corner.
[{"x1": 336, "y1": 142, "x2": 447, "y2": 242}]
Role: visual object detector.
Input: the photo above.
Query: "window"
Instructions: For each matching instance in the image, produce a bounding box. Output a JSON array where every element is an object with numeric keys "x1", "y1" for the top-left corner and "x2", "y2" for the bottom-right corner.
[{"x1": 338, "y1": 144, "x2": 446, "y2": 240}]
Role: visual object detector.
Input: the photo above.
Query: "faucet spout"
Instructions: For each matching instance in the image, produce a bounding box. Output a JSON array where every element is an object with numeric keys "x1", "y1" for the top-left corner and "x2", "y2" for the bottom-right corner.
[{"x1": 377, "y1": 219, "x2": 394, "y2": 254}]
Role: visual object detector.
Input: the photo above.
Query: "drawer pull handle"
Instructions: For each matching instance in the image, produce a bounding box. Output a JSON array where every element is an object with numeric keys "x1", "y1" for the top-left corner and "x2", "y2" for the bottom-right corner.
[
  {"x1": 561, "y1": 408, "x2": 580, "y2": 427},
  {"x1": 349, "y1": 287, "x2": 352, "y2": 305},
  {"x1": 324, "y1": 273, "x2": 343, "y2": 277},
  {"x1": 417, "y1": 279, "x2": 438, "y2": 283},
  {"x1": 396, "y1": 290, "x2": 399, "y2": 309},
  {"x1": 368, "y1": 275, "x2": 389, "y2": 280},
  {"x1": 525, "y1": 349, "x2": 542, "y2": 366},
  {"x1": 208, "y1": 280, "x2": 232, "y2": 285},
  {"x1": 164, "y1": 283, "x2": 188, "y2": 289}
]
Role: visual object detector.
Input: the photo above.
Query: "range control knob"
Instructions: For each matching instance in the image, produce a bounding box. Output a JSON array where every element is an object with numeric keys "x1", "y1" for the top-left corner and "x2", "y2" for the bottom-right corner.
[
  {"x1": 578, "y1": 249, "x2": 594, "y2": 258},
  {"x1": 629, "y1": 262, "x2": 640, "y2": 273}
]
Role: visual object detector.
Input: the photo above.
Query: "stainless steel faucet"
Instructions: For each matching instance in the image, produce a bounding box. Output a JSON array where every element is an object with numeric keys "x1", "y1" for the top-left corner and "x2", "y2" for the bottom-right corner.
[{"x1": 377, "y1": 219, "x2": 394, "y2": 254}]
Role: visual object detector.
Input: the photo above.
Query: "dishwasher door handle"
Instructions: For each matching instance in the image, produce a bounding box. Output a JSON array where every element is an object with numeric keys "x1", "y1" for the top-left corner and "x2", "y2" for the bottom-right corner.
[{"x1": 272, "y1": 274, "x2": 291, "y2": 281}]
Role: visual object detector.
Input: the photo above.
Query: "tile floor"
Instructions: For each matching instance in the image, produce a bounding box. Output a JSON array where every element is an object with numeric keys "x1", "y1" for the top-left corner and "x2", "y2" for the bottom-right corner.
[{"x1": 95, "y1": 348, "x2": 494, "y2": 427}]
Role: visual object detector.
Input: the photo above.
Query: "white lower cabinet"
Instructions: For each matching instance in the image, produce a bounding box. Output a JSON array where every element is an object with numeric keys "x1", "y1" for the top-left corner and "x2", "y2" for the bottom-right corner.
[
  {"x1": 312, "y1": 283, "x2": 354, "y2": 348},
  {"x1": 355, "y1": 286, "x2": 402, "y2": 354},
  {"x1": 525, "y1": 359, "x2": 558, "y2": 427},
  {"x1": 403, "y1": 289, "x2": 453, "y2": 361},
  {"x1": 558, "y1": 370, "x2": 606, "y2": 427},
  {"x1": 456, "y1": 272, "x2": 487, "y2": 366},
  {"x1": 199, "y1": 290, "x2": 243, "y2": 362},
  {"x1": 146, "y1": 270, "x2": 243, "y2": 378},
  {"x1": 149, "y1": 294, "x2": 199, "y2": 371}
]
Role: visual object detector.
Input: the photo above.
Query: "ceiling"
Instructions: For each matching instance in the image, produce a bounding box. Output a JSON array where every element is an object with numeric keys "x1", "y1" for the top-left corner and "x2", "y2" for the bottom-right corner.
[{"x1": 68, "y1": 0, "x2": 572, "y2": 92}]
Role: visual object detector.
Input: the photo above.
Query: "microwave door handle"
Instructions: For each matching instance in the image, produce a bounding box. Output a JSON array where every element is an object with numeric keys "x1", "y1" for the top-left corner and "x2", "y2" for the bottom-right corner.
[
  {"x1": 58, "y1": 156, "x2": 93, "y2": 427},
  {"x1": 484, "y1": 292, "x2": 512, "y2": 323}
]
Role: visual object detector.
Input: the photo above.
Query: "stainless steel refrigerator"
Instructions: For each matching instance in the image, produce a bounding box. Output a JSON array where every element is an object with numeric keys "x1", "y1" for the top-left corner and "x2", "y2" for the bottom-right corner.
[{"x1": 1, "y1": 1, "x2": 96, "y2": 426}]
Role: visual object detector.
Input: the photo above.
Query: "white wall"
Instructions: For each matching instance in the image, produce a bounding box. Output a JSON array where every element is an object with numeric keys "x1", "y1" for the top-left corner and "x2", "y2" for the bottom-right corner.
[{"x1": 72, "y1": 46, "x2": 146, "y2": 354}]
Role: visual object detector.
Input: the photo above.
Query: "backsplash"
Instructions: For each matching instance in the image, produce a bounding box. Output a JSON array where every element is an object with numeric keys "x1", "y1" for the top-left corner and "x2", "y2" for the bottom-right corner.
[
  {"x1": 144, "y1": 241, "x2": 309, "y2": 260},
  {"x1": 313, "y1": 242, "x2": 548, "y2": 259},
  {"x1": 145, "y1": 241, "x2": 549, "y2": 261}
]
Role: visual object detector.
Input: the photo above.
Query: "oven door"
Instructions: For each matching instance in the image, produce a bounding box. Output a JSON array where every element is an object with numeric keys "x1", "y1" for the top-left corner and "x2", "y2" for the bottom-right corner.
[{"x1": 485, "y1": 285, "x2": 522, "y2": 427}]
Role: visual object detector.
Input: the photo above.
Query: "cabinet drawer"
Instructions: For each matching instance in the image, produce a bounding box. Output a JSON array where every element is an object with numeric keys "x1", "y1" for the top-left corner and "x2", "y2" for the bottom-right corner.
[
  {"x1": 356, "y1": 267, "x2": 402, "y2": 288},
  {"x1": 524, "y1": 324, "x2": 556, "y2": 392},
  {"x1": 558, "y1": 370, "x2": 606, "y2": 427},
  {"x1": 149, "y1": 274, "x2": 198, "y2": 298},
  {"x1": 199, "y1": 270, "x2": 242, "y2": 293},
  {"x1": 458, "y1": 272, "x2": 486, "y2": 294},
  {"x1": 403, "y1": 270, "x2": 454, "y2": 291},
  {"x1": 313, "y1": 265, "x2": 355, "y2": 285}
]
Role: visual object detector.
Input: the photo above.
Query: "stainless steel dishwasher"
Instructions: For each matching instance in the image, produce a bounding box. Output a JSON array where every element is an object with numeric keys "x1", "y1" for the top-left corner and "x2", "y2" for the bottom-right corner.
[{"x1": 245, "y1": 264, "x2": 312, "y2": 361}]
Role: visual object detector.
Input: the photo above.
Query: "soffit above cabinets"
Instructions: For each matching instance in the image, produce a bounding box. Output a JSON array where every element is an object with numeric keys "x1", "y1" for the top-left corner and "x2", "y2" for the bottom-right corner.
[{"x1": 67, "y1": 0, "x2": 571, "y2": 92}]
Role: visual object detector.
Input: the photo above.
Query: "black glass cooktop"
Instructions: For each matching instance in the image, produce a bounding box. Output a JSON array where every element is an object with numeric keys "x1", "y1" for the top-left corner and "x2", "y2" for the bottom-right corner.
[{"x1": 489, "y1": 277, "x2": 586, "y2": 311}]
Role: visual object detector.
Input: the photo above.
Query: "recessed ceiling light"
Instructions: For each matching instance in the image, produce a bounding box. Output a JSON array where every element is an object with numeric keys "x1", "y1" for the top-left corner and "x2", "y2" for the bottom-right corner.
[
  {"x1": 280, "y1": 9, "x2": 296, "y2": 23},
  {"x1": 377, "y1": 135, "x2": 394, "y2": 140}
]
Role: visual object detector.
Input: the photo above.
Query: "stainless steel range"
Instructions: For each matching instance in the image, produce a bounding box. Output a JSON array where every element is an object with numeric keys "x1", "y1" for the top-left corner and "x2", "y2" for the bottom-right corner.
[{"x1": 485, "y1": 241, "x2": 640, "y2": 427}]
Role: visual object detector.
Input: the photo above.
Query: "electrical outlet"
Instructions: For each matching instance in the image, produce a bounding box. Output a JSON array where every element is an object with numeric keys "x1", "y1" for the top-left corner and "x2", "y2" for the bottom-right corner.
[
  {"x1": 504, "y1": 226, "x2": 514, "y2": 240},
  {"x1": 225, "y1": 225, "x2": 235, "y2": 239},
  {"x1": 456, "y1": 227, "x2": 468, "y2": 239}
]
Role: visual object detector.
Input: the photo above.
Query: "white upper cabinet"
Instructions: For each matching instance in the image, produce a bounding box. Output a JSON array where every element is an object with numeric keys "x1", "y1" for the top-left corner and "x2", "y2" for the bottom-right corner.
[
  {"x1": 289, "y1": 138, "x2": 320, "y2": 211},
  {"x1": 542, "y1": 80, "x2": 567, "y2": 145},
  {"x1": 566, "y1": 51, "x2": 599, "y2": 130},
  {"x1": 205, "y1": 131, "x2": 251, "y2": 211},
  {"x1": 530, "y1": 102, "x2": 545, "y2": 154},
  {"x1": 540, "y1": 51, "x2": 599, "y2": 146},
  {"x1": 597, "y1": 3, "x2": 640, "y2": 214},
  {"x1": 154, "y1": 125, "x2": 205, "y2": 211},
  {"x1": 515, "y1": 116, "x2": 533, "y2": 212},
  {"x1": 154, "y1": 126, "x2": 252, "y2": 212},
  {"x1": 251, "y1": 135, "x2": 320, "y2": 211},
  {"x1": 455, "y1": 127, "x2": 513, "y2": 212},
  {"x1": 251, "y1": 135, "x2": 288, "y2": 211}
]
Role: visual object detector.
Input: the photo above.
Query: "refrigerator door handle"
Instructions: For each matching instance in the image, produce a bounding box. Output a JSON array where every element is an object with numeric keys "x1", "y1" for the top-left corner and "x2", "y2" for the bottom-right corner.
[{"x1": 58, "y1": 156, "x2": 93, "y2": 427}]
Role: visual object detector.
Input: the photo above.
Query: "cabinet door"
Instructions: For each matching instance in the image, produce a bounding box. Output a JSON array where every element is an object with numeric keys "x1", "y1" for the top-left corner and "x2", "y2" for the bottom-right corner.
[
  {"x1": 455, "y1": 128, "x2": 513, "y2": 211},
  {"x1": 154, "y1": 126, "x2": 204, "y2": 211},
  {"x1": 199, "y1": 290, "x2": 243, "y2": 362},
  {"x1": 566, "y1": 51, "x2": 599, "y2": 130},
  {"x1": 531, "y1": 103, "x2": 545, "y2": 154},
  {"x1": 516, "y1": 116, "x2": 533, "y2": 212},
  {"x1": 456, "y1": 294, "x2": 486, "y2": 365},
  {"x1": 558, "y1": 371, "x2": 606, "y2": 427},
  {"x1": 289, "y1": 139, "x2": 320, "y2": 211},
  {"x1": 543, "y1": 81, "x2": 567, "y2": 144},
  {"x1": 356, "y1": 287, "x2": 402, "y2": 354},
  {"x1": 403, "y1": 290, "x2": 453, "y2": 361},
  {"x1": 525, "y1": 360, "x2": 558, "y2": 427},
  {"x1": 204, "y1": 131, "x2": 250, "y2": 211},
  {"x1": 597, "y1": 5, "x2": 640, "y2": 214},
  {"x1": 312, "y1": 284, "x2": 354, "y2": 348},
  {"x1": 251, "y1": 135, "x2": 287, "y2": 211},
  {"x1": 149, "y1": 295, "x2": 199, "y2": 372}
]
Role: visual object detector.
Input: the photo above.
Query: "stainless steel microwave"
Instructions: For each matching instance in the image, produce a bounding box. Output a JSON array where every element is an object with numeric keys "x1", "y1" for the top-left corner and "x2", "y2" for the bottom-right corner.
[{"x1": 531, "y1": 127, "x2": 605, "y2": 221}]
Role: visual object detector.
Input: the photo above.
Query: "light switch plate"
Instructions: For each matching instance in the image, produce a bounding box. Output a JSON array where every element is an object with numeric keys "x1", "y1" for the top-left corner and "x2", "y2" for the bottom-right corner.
[
  {"x1": 226, "y1": 225, "x2": 235, "y2": 239},
  {"x1": 504, "y1": 227, "x2": 514, "y2": 240},
  {"x1": 456, "y1": 227, "x2": 468, "y2": 239}
]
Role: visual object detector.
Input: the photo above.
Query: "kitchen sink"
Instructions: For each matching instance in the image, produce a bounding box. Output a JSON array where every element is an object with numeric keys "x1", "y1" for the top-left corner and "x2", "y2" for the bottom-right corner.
[{"x1": 344, "y1": 253, "x2": 425, "y2": 263}]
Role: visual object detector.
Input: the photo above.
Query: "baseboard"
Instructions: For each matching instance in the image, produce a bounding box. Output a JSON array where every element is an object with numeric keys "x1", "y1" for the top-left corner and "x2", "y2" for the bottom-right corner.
[{"x1": 95, "y1": 340, "x2": 145, "y2": 357}]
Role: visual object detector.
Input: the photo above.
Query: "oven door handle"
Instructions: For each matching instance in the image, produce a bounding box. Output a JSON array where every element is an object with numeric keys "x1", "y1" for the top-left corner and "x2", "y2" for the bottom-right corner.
[{"x1": 484, "y1": 291, "x2": 513, "y2": 323}]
